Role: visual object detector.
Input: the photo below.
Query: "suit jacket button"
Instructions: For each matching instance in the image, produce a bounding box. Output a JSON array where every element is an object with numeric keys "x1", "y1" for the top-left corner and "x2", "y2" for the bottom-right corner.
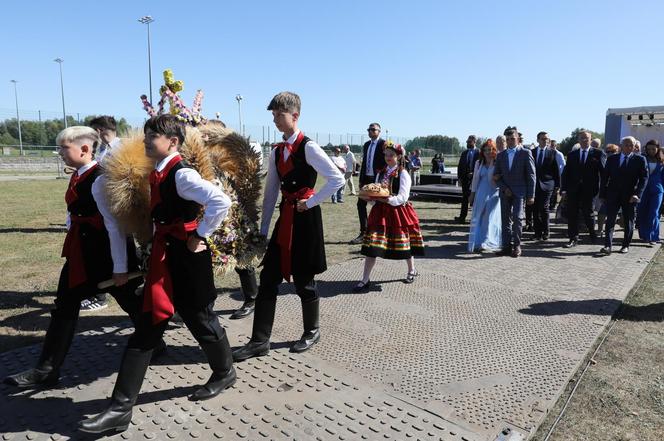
[{"x1": 292, "y1": 181, "x2": 296, "y2": 185}]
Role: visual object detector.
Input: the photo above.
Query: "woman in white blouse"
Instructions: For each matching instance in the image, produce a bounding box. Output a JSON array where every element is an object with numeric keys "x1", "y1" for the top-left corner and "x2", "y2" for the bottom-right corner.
[{"x1": 354, "y1": 142, "x2": 424, "y2": 292}]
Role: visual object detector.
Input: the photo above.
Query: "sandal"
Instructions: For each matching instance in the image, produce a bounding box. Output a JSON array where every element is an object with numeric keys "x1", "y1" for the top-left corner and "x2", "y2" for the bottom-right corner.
[{"x1": 404, "y1": 271, "x2": 418, "y2": 284}]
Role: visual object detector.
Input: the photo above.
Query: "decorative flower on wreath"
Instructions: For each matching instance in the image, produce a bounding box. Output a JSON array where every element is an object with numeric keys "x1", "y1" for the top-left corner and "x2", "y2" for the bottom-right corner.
[{"x1": 140, "y1": 69, "x2": 207, "y2": 126}]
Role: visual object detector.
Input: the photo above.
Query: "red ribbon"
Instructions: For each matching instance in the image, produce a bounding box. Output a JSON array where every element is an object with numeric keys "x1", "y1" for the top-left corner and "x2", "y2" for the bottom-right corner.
[
  {"x1": 65, "y1": 164, "x2": 98, "y2": 205},
  {"x1": 61, "y1": 214, "x2": 104, "y2": 288},
  {"x1": 143, "y1": 219, "x2": 199, "y2": 324},
  {"x1": 275, "y1": 132, "x2": 305, "y2": 177},
  {"x1": 277, "y1": 187, "x2": 315, "y2": 282},
  {"x1": 149, "y1": 155, "x2": 183, "y2": 210}
]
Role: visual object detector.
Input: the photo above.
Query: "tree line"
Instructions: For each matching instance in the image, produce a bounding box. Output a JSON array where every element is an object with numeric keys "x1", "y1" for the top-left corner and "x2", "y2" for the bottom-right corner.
[
  {"x1": 0, "y1": 116, "x2": 603, "y2": 157},
  {"x1": 0, "y1": 116, "x2": 131, "y2": 147}
]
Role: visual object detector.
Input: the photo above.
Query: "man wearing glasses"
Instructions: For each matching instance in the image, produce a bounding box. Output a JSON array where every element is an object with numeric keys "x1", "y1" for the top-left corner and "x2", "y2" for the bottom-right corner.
[{"x1": 350, "y1": 123, "x2": 386, "y2": 244}]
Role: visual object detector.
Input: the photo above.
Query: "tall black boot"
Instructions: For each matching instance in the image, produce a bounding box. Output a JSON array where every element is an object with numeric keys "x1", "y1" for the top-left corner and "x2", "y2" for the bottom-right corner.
[
  {"x1": 291, "y1": 298, "x2": 320, "y2": 353},
  {"x1": 4, "y1": 314, "x2": 76, "y2": 388},
  {"x1": 190, "y1": 334, "x2": 237, "y2": 401},
  {"x1": 79, "y1": 347, "x2": 152, "y2": 434},
  {"x1": 230, "y1": 267, "x2": 258, "y2": 320},
  {"x1": 232, "y1": 296, "x2": 276, "y2": 362}
]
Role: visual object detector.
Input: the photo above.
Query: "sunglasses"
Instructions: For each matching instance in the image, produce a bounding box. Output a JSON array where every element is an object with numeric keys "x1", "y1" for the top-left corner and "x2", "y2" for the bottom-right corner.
[{"x1": 367, "y1": 128, "x2": 379, "y2": 132}]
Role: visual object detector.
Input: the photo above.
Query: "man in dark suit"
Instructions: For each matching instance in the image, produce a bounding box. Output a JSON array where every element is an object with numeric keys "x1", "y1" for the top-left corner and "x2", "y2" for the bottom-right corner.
[
  {"x1": 531, "y1": 131, "x2": 560, "y2": 241},
  {"x1": 350, "y1": 122, "x2": 386, "y2": 244},
  {"x1": 599, "y1": 136, "x2": 648, "y2": 254},
  {"x1": 561, "y1": 130, "x2": 606, "y2": 248},
  {"x1": 455, "y1": 135, "x2": 479, "y2": 223},
  {"x1": 493, "y1": 126, "x2": 536, "y2": 257}
]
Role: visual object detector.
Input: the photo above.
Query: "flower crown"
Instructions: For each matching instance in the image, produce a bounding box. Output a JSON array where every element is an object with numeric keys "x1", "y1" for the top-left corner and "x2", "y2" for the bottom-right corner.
[
  {"x1": 140, "y1": 69, "x2": 207, "y2": 126},
  {"x1": 383, "y1": 140, "x2": 404, "y2": 155}
]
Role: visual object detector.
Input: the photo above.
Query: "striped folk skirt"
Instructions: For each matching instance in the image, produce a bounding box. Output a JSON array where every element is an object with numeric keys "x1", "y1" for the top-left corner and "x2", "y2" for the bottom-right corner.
[{"x1": 361, "y1": 201, "x2": 424, "y2": 260}]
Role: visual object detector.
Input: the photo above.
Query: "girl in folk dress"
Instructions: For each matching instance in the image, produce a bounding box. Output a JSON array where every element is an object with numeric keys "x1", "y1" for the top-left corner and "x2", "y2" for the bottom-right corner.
[{"x1": 354, "y1": 142, "x2": 424, "y2": 292}]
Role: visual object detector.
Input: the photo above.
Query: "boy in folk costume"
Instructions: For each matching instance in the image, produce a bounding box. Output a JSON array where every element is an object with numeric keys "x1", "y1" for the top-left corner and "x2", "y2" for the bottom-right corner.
[
  {"x1": 233, "y1": 92, "x2": 345, "y2": 361},
  {"x1": 80, "y1": 115, "x2": 235, "y2": 434},
  {"x1": 79, "y1": 115, "x2": 121, "y2": 312},
  {"x1": 4, "y1": 127, "x2": 143, "y2": 388}
]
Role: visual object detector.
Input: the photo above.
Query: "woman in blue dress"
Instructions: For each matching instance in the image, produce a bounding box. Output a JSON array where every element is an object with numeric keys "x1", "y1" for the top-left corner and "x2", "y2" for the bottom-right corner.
[
  {"x1": 637, "y1": 139, "x2": 664, "y2": 244},
  {"x1": 468, "y1": 139, "x2": 502, "y2": 252}
]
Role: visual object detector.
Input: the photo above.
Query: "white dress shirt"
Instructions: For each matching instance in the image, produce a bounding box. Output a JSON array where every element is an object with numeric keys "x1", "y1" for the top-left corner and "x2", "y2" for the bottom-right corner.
[
  {"x1": 374, "y1": 167, "x2": 412, "y2": 206},
  {"x1": 344, "y1": 151, "x2": 356, "y2": 172},
  {"x1": 154, "y1": 152, "x2": 232, "y2": 238},
  {"x1": 507, "y1": 147, "x2": 518, "y2": 170},
  {"x1": 619, "y1": 152, "x2": 631, "y2": 167},
  {"x1": 331, "y1": 155, "x2": 347, "y2": 173},
  {"x1": 96, "y1": 137, "x2": 121, "y2": 166},
  {"x1": 261, "y1": 130, "x2": 345, "y2": 236},
  {"x1": 365, "y1": 139, "x2": 378, "y2": 176}
]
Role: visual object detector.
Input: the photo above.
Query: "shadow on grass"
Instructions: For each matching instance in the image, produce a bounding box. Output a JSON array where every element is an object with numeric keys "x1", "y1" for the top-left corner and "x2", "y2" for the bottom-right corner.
[{"x1": 0, "y1": 227, "x2": 67, "y2": 234}]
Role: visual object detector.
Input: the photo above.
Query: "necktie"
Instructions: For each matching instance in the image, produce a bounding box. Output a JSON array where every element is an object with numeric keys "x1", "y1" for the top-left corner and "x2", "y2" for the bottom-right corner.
[
  {"x1": 581, "y1": 150, "x2": 587, "y2": 165},
  {"x1": 367, "y1": 141, "x2": 375, "y2": 175},
  {"x1": 467, "y1": 150, "x2": 473, "y2": 167},
  {"x1": 538, "y1": 149, "x2": 544, "y2": 166},
  {"x1": 621, "y1": 155, "x2": 628, "y2": 169}
]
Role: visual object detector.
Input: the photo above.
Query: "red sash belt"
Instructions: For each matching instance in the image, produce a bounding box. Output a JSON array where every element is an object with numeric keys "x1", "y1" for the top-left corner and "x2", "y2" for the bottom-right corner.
[
  {"x1": 277, "y1": 187, "x2": 315, "y2": 282},
  {"x1": 62, "y1": 214, "x2": 104, "y2": 288},
  {"x1": 143, "y1": 219, "x2": 199, "y2": 324}
]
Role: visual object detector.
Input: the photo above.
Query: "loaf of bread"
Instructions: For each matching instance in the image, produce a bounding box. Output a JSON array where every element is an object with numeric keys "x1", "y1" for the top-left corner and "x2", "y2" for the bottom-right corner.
[{"x1": 359, "y1": 183, "x2": 390, "y2": 198}]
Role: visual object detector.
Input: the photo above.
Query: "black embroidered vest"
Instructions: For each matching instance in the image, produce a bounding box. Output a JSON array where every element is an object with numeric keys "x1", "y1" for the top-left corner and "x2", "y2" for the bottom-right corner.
[
  {"x1": 275, "y1": 136, "x2": 317, "y2": 192},
  {"x1": 151, "y1": 161, "x2": 201, "y2": 225}
]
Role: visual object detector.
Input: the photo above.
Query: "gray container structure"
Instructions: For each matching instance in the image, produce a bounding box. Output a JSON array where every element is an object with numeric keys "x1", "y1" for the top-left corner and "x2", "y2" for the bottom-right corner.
[{"x1": 605, "y1": 105, "x2": 664, "y2": 146}]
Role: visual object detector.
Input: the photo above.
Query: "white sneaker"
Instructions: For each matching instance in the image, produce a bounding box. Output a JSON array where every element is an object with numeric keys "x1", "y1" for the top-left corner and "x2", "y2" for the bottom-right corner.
[{"x1": 80, "y1": 298, "x2": 108, "y2": 312}]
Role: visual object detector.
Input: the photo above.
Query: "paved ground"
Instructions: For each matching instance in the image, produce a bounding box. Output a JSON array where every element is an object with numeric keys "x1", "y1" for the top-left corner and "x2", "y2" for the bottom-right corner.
[{"x1": 0, "y1": 220, "x2": 659, "y2": 441}]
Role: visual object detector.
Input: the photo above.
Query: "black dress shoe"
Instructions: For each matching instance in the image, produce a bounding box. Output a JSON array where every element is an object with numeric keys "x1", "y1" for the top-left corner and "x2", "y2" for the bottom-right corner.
[
  {"x1": 232, "y1": 340, "x2": 270, "y2": 362},
  {"x1": 511, "y1": 246, "x2": 522, "y2": 258},
  {"x1": 230, "y1": 303, "x2": 255, "y2": 320},
  {"x1": 620, "y1": 246, "x2": 630, "y2": 254},
  {"x1": 4, "y1": 367, "x2": 59, "y2": 388},
  {"x1": 454, "y1": 216, "x2": 466, "y2": 223},
  {"x1": 290, "y1": 329, "x2": 320, "y2": 353},
  {"x1": 600, "y1": 246, "x2": 612, "y2": 255},
  {"x1": 349, "y1": 234, "x2": 364, "y2": 245},
  {"x1": 563, "y1": 240, "x2": 577, "y2": 248},
  {"x1": 495, "y1": 247, "x2": 512, "y2": 256},
  {"x1": 190, "y1": 367, "x2": 236, "y2": 401},
  {"x1": 541, "y1": 235, "x2": 549, "y2": 241}
]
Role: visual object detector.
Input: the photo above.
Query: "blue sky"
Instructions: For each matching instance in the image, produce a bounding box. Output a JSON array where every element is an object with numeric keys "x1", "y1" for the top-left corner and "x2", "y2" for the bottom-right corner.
[{"x1": 2, "y1": 0, "x2": 663, "y2": 143}]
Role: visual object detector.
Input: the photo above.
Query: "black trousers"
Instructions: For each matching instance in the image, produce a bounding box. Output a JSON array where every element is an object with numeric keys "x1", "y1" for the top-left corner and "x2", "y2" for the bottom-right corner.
[
  {"x1": 604, "y1": 196, "x2": 636, "y2": 248},
  {"x1": 356, "y1": 175, "x2": 375, "y2": 232},
  {"x1": 235, "y1": 266, "x2": 257, "y2": 304},
  {"x1": 129, "y1": 302, "x2": 225, "y2": 350},
  {"x1": 54, "y1": 262, "x2": 142, "y2": 322},
  {"x1": 458, "y1": 183, "x2": 471, "y2": 220},
  {"x1": 257, "y1": 254, "x2": 318, "y2": 303},
  {"x1": 549, "y1": 189, "x2": 559, "y2": 212},
  {"x1": 525, "y1": 204, "x2": 534, "y2": 227},
  {"x1": 566, "y1": 191, "x2": 596, "y2": 240},
  {"x1": 533, "y1": 187, "x2": 553, "y2": 238}
]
